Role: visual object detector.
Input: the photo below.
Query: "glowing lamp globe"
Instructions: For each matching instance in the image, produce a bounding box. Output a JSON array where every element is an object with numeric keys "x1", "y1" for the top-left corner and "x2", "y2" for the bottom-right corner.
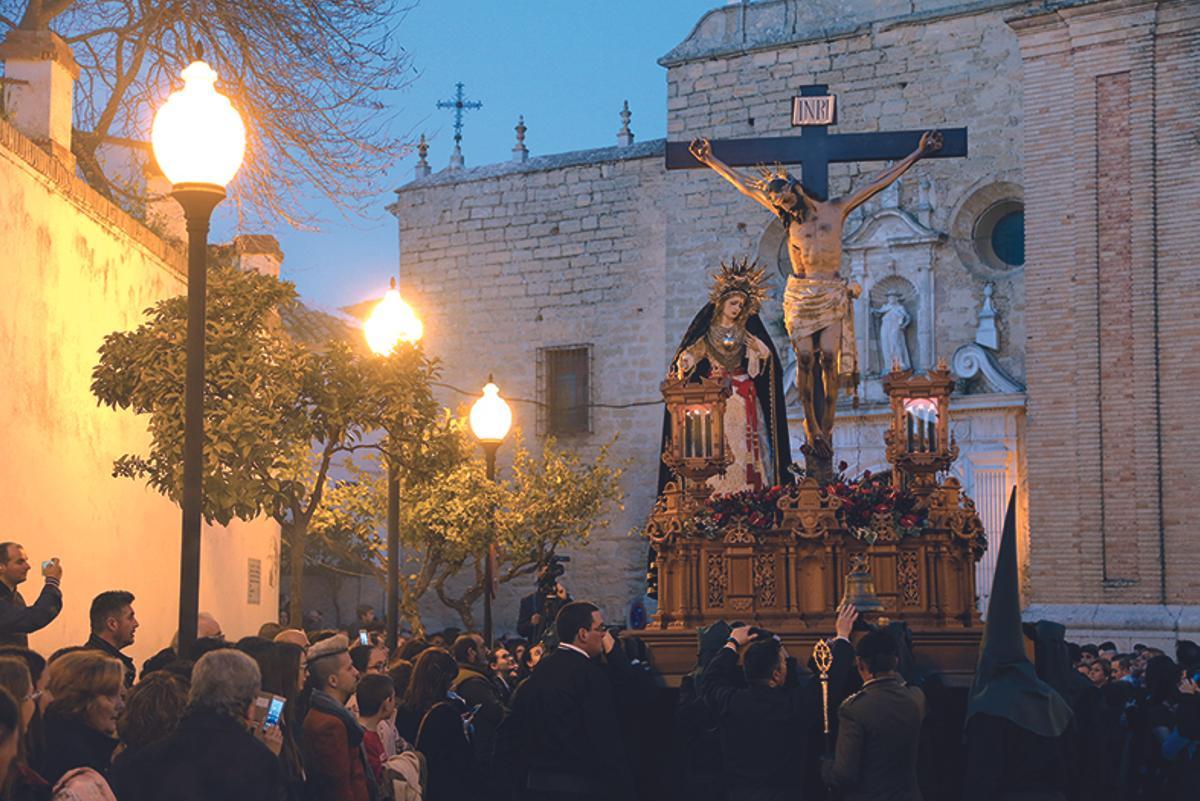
[
  {"x1": 151, "y1": 61, "x2": 246, "y2": 187},
  {"x1": 469, "y1": 380, "x2": 512, "y2": 444},
  {"x1": 365, "y1": 280, "x2": 424, "y2": 355}
]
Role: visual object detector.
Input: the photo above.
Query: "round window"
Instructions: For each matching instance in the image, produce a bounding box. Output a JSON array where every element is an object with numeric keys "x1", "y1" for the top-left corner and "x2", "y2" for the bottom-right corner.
[
  {"x1": 973, "y1": 200, "x2": 1025, "y2": 271},
  {"x1": 990, "y1": 211, "x2": 1025, "y2": 266}
]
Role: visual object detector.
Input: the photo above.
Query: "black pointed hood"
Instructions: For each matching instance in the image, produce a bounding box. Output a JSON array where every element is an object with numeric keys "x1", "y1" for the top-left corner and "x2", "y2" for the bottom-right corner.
[{"x1": 965, "y1": 487, "x2": 1072, "y2": 737}]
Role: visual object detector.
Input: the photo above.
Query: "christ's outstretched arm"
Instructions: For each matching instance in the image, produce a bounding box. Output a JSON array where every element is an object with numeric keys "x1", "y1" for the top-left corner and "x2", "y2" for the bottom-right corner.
[
  {"x1": 690, "y1": 138, "x2": 777, "y2": 214},
  {"x1": 837, "y1": 131, "x2": 942, "y2": 219}
]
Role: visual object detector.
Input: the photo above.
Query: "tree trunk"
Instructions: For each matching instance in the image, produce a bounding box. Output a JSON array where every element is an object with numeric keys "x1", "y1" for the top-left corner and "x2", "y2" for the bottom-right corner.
[{"x1": 286, "y1": 521, "x2": 306, "y2": 627}]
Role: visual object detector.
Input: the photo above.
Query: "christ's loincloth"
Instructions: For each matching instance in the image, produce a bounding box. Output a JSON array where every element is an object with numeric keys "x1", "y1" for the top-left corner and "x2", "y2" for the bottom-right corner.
[{"x1": 782, "y1": 275, "x2": 859, "y2": 385}]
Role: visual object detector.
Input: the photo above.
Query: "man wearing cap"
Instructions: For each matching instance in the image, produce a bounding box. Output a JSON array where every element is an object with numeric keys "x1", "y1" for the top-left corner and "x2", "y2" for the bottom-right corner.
[{"x1": 303, "y1": 633, "x2": 375, "y2": 801}]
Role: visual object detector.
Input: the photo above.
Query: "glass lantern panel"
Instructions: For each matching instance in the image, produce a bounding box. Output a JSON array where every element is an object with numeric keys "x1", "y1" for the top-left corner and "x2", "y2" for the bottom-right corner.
[{"x1": 903, "y1": 398, "x2": 939, "y2": 453}]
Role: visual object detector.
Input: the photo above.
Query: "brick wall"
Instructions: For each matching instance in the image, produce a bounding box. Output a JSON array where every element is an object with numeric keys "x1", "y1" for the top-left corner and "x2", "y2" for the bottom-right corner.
[{"x1": 1014, "y1": 0, "x2": 1200, "y2": 620}]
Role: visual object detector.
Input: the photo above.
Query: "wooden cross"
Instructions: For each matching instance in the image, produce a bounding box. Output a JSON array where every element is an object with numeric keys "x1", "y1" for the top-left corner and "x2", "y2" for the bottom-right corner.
[{"x1": 665, "y1": 85, "x2": 968, "y2": 201}]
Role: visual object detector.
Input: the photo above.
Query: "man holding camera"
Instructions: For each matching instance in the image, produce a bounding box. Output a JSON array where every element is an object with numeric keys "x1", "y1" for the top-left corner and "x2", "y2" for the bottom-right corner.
[
  {"x1": 0, "y1": 542, "x2": 63, "y2": 647},
  {"x1": 699, "y1": 605, "x2": 859, "y2": 801},
  {"x1": 517, "y1": 559, "x2": 572, "y2": 641}
]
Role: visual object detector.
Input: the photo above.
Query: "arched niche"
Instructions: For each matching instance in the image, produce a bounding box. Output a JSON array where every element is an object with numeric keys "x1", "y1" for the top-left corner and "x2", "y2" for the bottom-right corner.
[
  {"x1": 843, "y1": 208, "x2": 944, "y2": 404},
  {"x1": 867, "y1": 275, "x2": 918, "y2": 376}
]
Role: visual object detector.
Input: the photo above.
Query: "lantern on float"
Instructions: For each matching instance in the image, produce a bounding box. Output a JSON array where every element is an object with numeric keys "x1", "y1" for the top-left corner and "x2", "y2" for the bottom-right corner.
[
  {"x1": 883, "y1": 363, "x2": 958, "y2": 493},
  {"x1": 660, "y1": 373, "x2": 733, "y2": 500}
]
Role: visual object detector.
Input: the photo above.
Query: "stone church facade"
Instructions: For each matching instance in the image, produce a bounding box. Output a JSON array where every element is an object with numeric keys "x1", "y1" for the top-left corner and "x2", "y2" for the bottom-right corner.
[{"x1": 391, "y1": 0, "x2": 1198, "y2": 644}]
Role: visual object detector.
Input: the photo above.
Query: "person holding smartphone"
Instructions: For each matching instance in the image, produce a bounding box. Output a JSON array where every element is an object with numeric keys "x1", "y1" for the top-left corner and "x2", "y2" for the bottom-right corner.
[{"x1": 0, "y1": 543, "x2": 62, "y2": 648}]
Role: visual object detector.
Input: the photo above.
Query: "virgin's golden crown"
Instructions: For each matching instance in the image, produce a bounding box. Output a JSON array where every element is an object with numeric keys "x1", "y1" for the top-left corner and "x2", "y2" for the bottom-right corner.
[{"x1": 709, "y1": 257, "x2": 770, "y2": 317}]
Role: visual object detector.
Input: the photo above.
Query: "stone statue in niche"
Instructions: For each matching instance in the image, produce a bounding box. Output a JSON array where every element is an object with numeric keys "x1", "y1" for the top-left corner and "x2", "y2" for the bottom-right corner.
[{"x1": 873, "y1": 290, "x2": 912, "y2": 372}]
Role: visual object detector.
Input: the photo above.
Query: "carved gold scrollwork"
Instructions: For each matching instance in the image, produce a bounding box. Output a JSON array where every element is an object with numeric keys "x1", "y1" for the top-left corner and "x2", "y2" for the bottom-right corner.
[
  {"x1": 722, "y1": 522, "x2": 756, "y2": 545},
  {"x1": 871, "y1": 511, "x2": 899, "y2": 543},
  {"x1": 706, "y1": 551, "x2": 727, "y2": 607},
  {"x1": 898, "y1": 550, "x2": 920, "y2": 606},
  {"x1": 754, "y1": 554, "x2": 777, "y2": 606},
  {"x1": 779, "y1": 477, "x2": 841, "y2": 539}
]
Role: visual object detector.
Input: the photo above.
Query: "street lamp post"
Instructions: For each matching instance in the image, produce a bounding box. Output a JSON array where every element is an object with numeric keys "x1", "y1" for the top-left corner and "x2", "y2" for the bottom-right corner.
[
  {"x1": 364, "y1": 278, "x2": 423, "y2": 652},
  {"x1": 151, "y1": 60, "x2": 245, "y2": 659},
  {"x1": 468, "y1": 377, "x2": 512, "y2": 646}
]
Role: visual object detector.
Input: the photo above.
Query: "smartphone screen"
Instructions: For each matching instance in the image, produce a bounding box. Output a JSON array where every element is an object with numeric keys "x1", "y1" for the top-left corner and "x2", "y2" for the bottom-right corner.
[
  {"x1": 264, "y1": 696, "x2": 285, "y2": 728},
  {"x1": 358, "y1": 629, "x2": 370, "y2": 646}
]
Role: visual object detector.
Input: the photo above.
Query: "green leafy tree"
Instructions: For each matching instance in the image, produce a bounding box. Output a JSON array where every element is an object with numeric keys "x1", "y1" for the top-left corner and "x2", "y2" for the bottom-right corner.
[
  {"x1": 90, "y1": 264, "x2": 458, "y2": 624},
  {"x1": 311, "y1": 433, "x2": 625, "y2": 632}
]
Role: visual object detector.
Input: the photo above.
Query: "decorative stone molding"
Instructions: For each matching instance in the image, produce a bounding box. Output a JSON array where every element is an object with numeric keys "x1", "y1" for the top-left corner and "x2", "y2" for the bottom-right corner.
[
  {"x1": 952, "y1": 343, "x2": 1025, "y2": 394},
  {"x1": 844, "y1": 207, "x2": 944, "y2": 404}
]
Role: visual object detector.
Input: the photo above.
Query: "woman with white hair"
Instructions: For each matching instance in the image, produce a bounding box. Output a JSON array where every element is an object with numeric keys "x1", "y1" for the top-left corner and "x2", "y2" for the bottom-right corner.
[{"x1": 110, "y1": 649, "x2": 285, "y2": 801}]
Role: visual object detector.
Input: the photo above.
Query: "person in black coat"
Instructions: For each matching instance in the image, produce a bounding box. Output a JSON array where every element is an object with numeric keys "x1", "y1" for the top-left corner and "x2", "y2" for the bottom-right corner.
[
  {"x1": 702, "y1": 606, "x2": 857, "y2": 801},
  {"x1": 964, "y1": 491, "x2": 1074, "y2": 801},
  {"x1": 415, "y1": 691, "x2": 474, "y2": 801},
  {"x1": 110, "y1": 649, "x2": 285, "y2": 801},
  {"x1": 496, "y1": 601, "x2": 634, "y2": 801},
  {"x1": 38, "y1": 651, "x2": 122, "y2": 785}
]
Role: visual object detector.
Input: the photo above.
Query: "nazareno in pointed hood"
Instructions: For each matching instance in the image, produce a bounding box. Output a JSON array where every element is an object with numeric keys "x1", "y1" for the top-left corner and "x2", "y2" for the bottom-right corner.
[{"x1": 965, "y1": 487, "x2": 1072, "y2": 738}]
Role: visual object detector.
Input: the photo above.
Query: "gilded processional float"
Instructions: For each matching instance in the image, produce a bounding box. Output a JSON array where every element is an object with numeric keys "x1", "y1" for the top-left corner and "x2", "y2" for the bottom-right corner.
[{"x1": 640, "y1": 124, "x2": 986, "y2": 682}]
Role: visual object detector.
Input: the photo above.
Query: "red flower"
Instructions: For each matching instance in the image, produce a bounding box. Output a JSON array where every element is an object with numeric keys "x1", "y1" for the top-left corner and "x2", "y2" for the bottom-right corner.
[
  {"x1": 874, "y1": 503, "x2": 890, "y2": 513},
  {"x1": 900, "y1": 515, "x2": 918, "y2": 528}
]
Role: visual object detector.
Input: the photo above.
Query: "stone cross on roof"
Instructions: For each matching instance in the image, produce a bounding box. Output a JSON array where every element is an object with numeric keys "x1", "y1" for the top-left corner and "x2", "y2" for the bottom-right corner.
[{"x1": 436, "y1": 82, "x2": 482, "y2": 170}]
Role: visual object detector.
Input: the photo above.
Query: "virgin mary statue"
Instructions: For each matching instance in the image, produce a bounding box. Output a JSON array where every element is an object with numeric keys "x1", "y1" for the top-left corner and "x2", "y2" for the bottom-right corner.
[{"x1": 657, "y1": 259, "x2": 793, "y2": 496}]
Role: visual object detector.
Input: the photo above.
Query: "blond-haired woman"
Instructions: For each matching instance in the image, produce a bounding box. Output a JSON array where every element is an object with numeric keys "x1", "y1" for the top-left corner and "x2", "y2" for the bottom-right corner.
[{"x1": 37, "y1": 651, "x2": 123, "y2": 784}]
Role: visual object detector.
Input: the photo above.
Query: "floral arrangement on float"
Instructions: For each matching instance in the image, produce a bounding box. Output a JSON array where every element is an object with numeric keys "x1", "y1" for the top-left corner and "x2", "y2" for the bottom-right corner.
[
  {"x1": 689, "y1": 463, "x2": 930, "y2": 543},
  {"x1": 817, "y1": 464, "x2": 929, "y2": 544}
]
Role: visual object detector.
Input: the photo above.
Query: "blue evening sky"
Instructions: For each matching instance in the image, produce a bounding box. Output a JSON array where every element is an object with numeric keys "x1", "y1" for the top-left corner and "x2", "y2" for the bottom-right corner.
[{"x1": 243, "y1": 0, "x2": 718, "y2": 312}]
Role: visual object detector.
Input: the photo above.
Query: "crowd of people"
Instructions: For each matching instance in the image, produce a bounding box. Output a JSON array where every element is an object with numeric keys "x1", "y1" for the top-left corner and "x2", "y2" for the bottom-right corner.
[{"x1": 1, "y1": 535, "x2": 1198, "y2": 801}]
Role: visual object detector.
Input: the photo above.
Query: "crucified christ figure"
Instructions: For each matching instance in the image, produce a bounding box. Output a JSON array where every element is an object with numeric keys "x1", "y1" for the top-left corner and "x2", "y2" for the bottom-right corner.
[{"x1": 689, "y1": 131, "x2": 941, "y2": 479}]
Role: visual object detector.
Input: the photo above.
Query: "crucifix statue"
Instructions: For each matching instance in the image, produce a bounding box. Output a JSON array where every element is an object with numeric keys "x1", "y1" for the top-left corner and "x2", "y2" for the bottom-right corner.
[{"x1": 669, "y1": 86, "x2": 967, "y2": 481}]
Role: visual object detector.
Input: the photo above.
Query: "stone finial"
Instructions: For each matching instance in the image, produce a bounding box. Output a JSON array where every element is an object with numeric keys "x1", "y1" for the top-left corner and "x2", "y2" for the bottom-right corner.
[
  {"x1": 0, "y1": 30, "x2": 80, "y2": 168},
  {"x1": 414, "y1": 133, "x2": 431, "y2": 178},
  {"x1": 448, "y1": 142, "x2": 464, "y2": 171},
  {"x1": 617, "y1": 100, "x2": 634, "y2": 147},
  {"x1": 512, "y1": 115, "x2": 528, "y2": 163},
  {"x1": 975, "y1": 283, "x2": 1000, "y2": 351}
]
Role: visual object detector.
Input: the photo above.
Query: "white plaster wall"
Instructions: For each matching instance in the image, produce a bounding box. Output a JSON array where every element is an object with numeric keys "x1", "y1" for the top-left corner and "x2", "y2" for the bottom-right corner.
[{"x1": 0, "y1": 122, "x2": 280, "y2": 668}]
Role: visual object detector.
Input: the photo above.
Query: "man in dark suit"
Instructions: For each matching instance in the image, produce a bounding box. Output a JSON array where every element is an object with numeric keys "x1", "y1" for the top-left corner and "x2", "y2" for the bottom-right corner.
[
  {"x1": 82, "y1": 590, "x2": 138, "y2": 687},
  {"x1": 822, "y1": 628, "x2": 926, "y2": 801},
  {"x1": 700, "y1": 606, "x2": 859, "y2": 801},
  {"x1": 496, "y1": 600, "x2": 634, "y2": 801}
]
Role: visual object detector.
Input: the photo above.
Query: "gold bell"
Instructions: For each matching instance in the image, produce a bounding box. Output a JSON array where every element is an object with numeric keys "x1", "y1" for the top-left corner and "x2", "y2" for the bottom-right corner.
[{"x1": 840, "y1": 555, "x2": 884, "y2": 616}]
